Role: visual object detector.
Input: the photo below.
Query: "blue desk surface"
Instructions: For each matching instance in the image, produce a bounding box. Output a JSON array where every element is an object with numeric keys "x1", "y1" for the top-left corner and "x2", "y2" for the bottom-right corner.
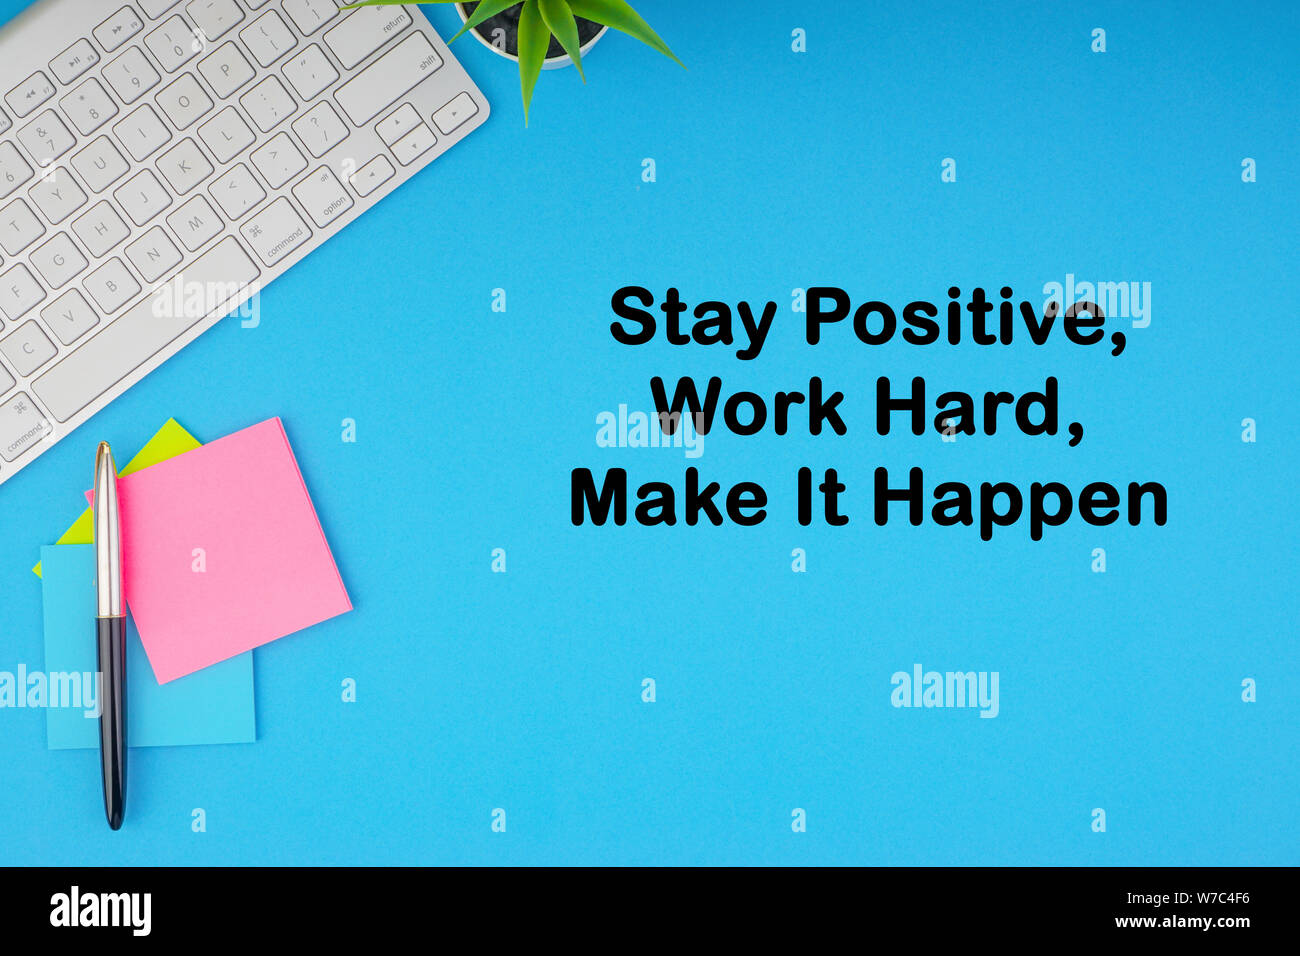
[{"x1": 0, "y1": 0, "x2": 1296, "y2": 865}]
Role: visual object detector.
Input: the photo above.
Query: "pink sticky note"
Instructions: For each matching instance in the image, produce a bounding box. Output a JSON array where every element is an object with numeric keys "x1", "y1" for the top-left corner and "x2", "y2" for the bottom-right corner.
[{"x1": 88, "y1": 418, "x2": 351, "y2": 683}]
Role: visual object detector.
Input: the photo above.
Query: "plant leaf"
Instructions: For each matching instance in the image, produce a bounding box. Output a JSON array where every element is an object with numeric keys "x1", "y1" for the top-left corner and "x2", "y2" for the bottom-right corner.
[
  {"x1": 517, "y1": 0, "x2": 548, "y2": 124},
  {"x1": 448, "y1": 0, "x2": 526, "y2": 42},
  {"x1": 537, "y1": 0, "x2": 585, "y2": 80},
  {"x1": 565, "y1": 0, "x2": 683, "y2": 68}
]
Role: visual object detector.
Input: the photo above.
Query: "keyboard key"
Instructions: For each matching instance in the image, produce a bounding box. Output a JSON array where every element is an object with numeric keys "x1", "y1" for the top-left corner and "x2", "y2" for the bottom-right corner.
[
  {"x1": 376, "y1": 103, "x2": 419, "y2": 146},
  {"x1": 94, "y1": 7, "x2": 147, "y2": 54},
  {"x1": 29, "y1": 232, "x2": 89, "y2": 288},
  {"x1": 250, "y1": 132, "x2": 305, "y2": 188},
  {"x1": 391, "y1": 124, "x2": 436, "y2": 166},
  {"x1": 115, "y1": 169, "x2": 172, "y2": 225},
  {"x1": 241, "y1": 11, "x2": 297, "y2": 67},
  {"x1": 50, "y1": 39, "x2": 102, "y2": 85},
  {"x1": 198, "y1": 106, "x2": 254, "y2": 162},
  {"x1": 140, "y1": 0, "x2": 184, "y2": 17},
  {"x1": 5, "y1": 72, "x2": 56, "y2": 119},
  {"x1": 83, "y1": 258, "x2": 141, "y2": 313},
  {"x1": 35, "y1": 237, "x2": 259, "y2": 422},
  {"x1": 284, "y1": 0, "x2": 338, "y2": 36},
  {"x1": 73, "y1": 201, "x2": 131, "y2": 256},
  {"x1": 42, "y1": 289, "x2": 100, "y2": 346},
  {"x1": 29, "y1": 167, "x2": 88, "y2": 223},
  {"x1": 292, "y1": 165, "x2": 352, "y2": 228},
  {"x1": 239, "y1": 196, "x2": 310, "y2": 266},
  {"x1": 0, "y1": 392, "x2": 52, "y2": 462},
  {"x1": 102, "y1": 47, "x2": 161, "y2": 104},
  {"x1": 71, "y1": 137, "x2": 131, "y2": 193},
  {"x1": 114, "y1": 104, "x2": 172, "y2": 161},
  {"x1": 198, "y1": 42, "x2": 255, "y2": 98},
  {"x1": 0, "y1": 365, "x2": 11, "y2": 395},
  {"x1": 350, "y1": 154, "x2": 393, "y2": 198},
  {"x1": 292, "y1": 101, "x2": 348, "y2": 158},
  {"x1": 146, "y1": 16, "x2": 201, "y2": 73},
  {"x1": 0, "y1": 142, "x2": 34, "y2": 200},
  {"x1": 156, "y1": 74, "x2": 213, "y2": 129},
  {"x1": 240, "y1": 75, "x2": 296, "y2": 132},
  {"x1": 209, "y1": 163, "x2": 264, "y2": 219},
  {"x1": 166, "y1": 194, "x2": 222, "y2": 250},
  {"x1": 0, "y1": 263, "x2": 45, "y2": 320},
  {"x1": 432, "y1": 91, "x2": 479, "y2": 135},
  {"x1": 283, "y1": 44, "x2": 338, "y2": 101},
  {"x1": 156, "y1": 138, "x2": 213, "y2": 194},
  {"x1": 0, "y1": 108, "x2": 9, "y2": 137},
  {"x1": 125, "y1": 225, "x2": 183, "y2": 282},
  {"x1": 0, "y1": 321, "x2": 57, "y2": 376},
  {"x1": 0, "y1": 200, "x2": 45, "y2": 255},
  {"x1": 324, "y1": 6, "x2": 411, "y2": 70},
  {"x1": 334, "y1": 32, "x2": 443, "y2": 126},
  {"x1": 17, "y1": 110, "x2": 76, "y2": 168},
  {"x1": 60, "y1": 79, "x2": 120, "y2": 136},
  {"x1": 186, "y1": 0, "x2": 243, "y2": 41}
]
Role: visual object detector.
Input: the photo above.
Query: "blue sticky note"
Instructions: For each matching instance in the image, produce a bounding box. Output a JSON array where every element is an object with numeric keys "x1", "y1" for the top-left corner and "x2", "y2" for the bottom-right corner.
[{"x1": 41, "y1": 545, "x2": 256, "y2": 750}]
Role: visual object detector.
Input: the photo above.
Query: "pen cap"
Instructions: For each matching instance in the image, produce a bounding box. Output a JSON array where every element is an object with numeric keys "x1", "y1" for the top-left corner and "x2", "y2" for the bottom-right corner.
[{"x1": 94, "y1": 442, "x2": 124, "y2": 619}]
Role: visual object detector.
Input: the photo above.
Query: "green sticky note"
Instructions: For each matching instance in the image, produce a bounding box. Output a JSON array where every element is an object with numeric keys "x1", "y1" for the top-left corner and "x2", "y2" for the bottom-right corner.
[{"x1": 32, "y1": 418, "x2": 201, "y2": 578}]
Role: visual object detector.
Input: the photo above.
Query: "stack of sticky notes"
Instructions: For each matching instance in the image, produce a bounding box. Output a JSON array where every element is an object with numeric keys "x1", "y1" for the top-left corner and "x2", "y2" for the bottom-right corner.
[{"x1": 38, "y1": 417, "x2": 351, "y2": 750}]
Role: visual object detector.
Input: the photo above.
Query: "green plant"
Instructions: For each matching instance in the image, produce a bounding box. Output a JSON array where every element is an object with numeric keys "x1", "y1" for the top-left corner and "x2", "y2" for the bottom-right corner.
[{"x1": 342, "y1": 1, "x2": 684, "y2": 123}]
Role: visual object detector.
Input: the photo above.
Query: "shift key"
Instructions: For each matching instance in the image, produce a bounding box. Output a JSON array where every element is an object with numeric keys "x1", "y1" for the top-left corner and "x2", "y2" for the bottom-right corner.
[
  {"x1": 335, "y1": 33, "x2": 443, "y2": 126},
  {"x1": 240, "y1": 197, "x2": 312, "y2": 266}
]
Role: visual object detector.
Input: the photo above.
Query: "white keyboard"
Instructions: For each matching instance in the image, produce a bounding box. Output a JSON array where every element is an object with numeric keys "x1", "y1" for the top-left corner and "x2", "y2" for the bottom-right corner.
[{"x1": 0, "y1": 0, "x2": 488, "y2": 486}]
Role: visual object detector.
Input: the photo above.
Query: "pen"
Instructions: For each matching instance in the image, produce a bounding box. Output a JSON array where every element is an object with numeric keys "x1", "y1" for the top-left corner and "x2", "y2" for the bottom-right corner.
[{"x1": 93, "y1": 441, "x2": 126, "y2": 830}]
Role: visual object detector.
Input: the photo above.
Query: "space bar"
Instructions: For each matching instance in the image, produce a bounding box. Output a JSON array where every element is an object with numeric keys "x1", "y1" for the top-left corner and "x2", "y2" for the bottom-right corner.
[{"x1": 34, "y1": 237, "x2": 260, "y2": 422}]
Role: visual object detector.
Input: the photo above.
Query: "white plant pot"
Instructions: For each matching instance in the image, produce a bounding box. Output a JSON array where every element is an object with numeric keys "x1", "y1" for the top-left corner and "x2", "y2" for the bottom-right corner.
[{"x1": 456, "y1": 2, "x2": 607, "y2": 69}]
